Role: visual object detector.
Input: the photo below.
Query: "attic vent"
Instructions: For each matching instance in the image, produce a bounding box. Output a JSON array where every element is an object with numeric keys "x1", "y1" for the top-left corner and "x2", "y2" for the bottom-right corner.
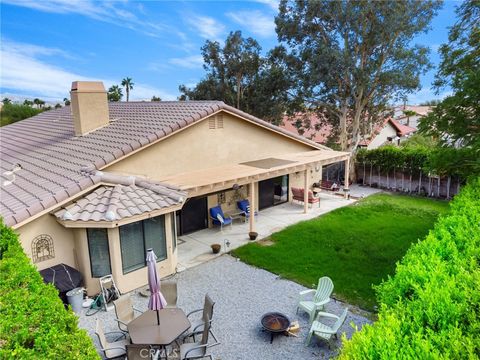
[
  {"x1": 208, "y1": 117, "x2": 216, "y2": 129},
  {"x1": 217, "y1": 114, "x2": 224, "y2": 128}
]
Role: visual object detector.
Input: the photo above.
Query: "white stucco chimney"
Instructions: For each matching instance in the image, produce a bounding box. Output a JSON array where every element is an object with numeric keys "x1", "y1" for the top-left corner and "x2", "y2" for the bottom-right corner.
[{"x1": 70, "y1": 81, "x2": 110, "y2": 136}]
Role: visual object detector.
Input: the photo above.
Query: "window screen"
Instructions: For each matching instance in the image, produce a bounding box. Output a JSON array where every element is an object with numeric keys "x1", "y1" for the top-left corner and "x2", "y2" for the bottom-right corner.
[
  {"x1": 120, "y1": 221, "x2": 145, "y2": 273},
  {"x1": 144, "y1": 216, "x2": 167, "y2": 261},
  {"x1": 119, "y1": 215, "x2": 167, "y2": 274},
  {"x1": 87, "y1": 228, "x2": 111, "y2": 277}
]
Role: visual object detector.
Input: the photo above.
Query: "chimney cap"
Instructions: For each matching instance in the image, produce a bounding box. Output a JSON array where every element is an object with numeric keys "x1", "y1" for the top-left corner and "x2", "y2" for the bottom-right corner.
[{"x1": 71, "y1": 81, "x2": 106, "y2": 92}]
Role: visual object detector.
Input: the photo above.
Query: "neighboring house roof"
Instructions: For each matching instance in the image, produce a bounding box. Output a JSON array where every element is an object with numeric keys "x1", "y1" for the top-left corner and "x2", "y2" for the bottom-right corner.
[
  {"x1": 393, "y1": 105, "x2": 432, "y2": 117},
  {"x1": 280, "y1": 114, "x2": 333, "y2": 144},
  {"x1": 358, "y1": 118, "x2": 416, "y2": 147},
  {"x1": 0, "y1": 101, "x2": 326, "y2": 228}
]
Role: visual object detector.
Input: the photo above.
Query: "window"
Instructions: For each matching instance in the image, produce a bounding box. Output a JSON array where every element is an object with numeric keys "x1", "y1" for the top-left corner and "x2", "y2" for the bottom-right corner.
[
  {"x1": 119, "y1": 215, "x2": 167, "y2": 274},
  {"x1": 87, "y1": 229, "x2": 111, "y2": 277},
  {"x1": 171, "y1": 215, "x2": 177, "y2": 252}
]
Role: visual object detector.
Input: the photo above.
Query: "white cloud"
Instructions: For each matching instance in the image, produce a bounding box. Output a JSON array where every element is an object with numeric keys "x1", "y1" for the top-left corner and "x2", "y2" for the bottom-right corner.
[
  {"x1": 226, "y1": 10, "x2": 276, "y2": 38},
  {"x1": 169, "y1": 55, "x2": 204, "y2": 69},
  {"x1": 2, "y1": 0, "x2": 171, "y2": 39},
  {"x1": 186, "y1": 15, "x2": 225, "y2": 40},
  {"x1": 0, "y1": 40, "x2": 176, "y2": 101},
  {"x1": 253, "y1": 0, "x2": 280, "y2": 11}
]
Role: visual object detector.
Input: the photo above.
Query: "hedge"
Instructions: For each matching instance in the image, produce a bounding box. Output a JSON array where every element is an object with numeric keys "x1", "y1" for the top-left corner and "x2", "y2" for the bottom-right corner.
[
  {"x1": 338, "y1": 177, "x2": 480, "y2": 359},
  {"x1": 356, "y1": 146, "x2": 478, "y2": 179},
  {"x1": 0, "y1": 221, "x2": 99, "y2": 359}
]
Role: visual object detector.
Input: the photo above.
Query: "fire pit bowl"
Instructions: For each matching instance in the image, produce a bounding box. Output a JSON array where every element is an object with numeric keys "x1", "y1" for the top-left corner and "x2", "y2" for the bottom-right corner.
[{"x1": 261, "y1": 312, "x2": 291, "y2": 343}]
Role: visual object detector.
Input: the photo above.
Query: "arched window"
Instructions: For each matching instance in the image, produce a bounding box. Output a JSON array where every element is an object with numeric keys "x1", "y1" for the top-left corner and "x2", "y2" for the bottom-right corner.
[{"x1": 32, "y1": 234, "x2": 55, "y2": 263}]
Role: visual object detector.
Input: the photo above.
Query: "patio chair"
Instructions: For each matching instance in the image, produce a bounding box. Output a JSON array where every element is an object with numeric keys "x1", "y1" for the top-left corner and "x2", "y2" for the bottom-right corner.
[
  {"x1": 179, "y1": 315, "x2": 214, "y2": 360},
  {"x1": 184, "y1": 294, "x2": 218, "y2": 343},
  {"x1": 163, "y1": 280, "x2": 178, "y2": 308},
  {"x1": 291, "y1": 187, "x2": 320, "y2": 207},
  {"x1": 95, "y1": 319, "x2": 130, "y2": 359},
  {"x1": 113, "y1": 295, "x2": 143, "y2": 334},
  {"x1": 297, "y1": 276, "x2": 334, "y2": 323},
  {"x1": 236, "y1": 199, "x2": 258, "y2": 221},
  {"x1": 306, "y1": 308, "x2": 349, "y2": 347},
  {"x1": 209, "y1": 205, "x2": 232, "y2": 231},
  {"x1": 126, "y1": 344, "x2": 159, "y2": 360}
]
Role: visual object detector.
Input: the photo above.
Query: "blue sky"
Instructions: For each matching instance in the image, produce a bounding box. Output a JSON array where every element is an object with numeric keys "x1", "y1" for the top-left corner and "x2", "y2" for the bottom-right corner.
[{"x1": 0, "y1": 0, "x2": 459, "y2": 104}]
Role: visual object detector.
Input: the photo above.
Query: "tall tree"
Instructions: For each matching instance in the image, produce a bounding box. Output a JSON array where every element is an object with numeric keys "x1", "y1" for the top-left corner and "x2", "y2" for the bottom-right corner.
[
  {"x1": 419, "y1": 0, "x2": 479, "y2": 175},
  {"x1": 23, "y1": 99, "x2": 33, "y2": 106},
  {"x1": 275, "y1": 0, "x2": 442, "y2": 154},
  {"x1": 121, "y1": 77, "x2": 134, "y2": 102},
  {"x1": 179, "y1": 31, "x2": 291, "y2": 123},
  {"x1": 107, "y1": 85, "x2": 123, "y2": 102},
  {"x1": 151, "y1": 96, "x2": 161, "y2": 102},
  {"x1": 63, "y1": 97, "x2": 71, "y2": 106},
  {"x1": 2, "y1": 98, "x2": 12, "y2": 105}
]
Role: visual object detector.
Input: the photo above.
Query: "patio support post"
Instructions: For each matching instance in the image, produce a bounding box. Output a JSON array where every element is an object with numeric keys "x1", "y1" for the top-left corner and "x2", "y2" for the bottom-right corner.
[
  {"x1": 344, "y1": 157, "x2": 350, "y2": 199},
  {"x1": 249, "y1": 181, "x2": 256, "y2": 233},
  {"x1": 304, "y1": 168, "x2": 309, "y2": 213}
]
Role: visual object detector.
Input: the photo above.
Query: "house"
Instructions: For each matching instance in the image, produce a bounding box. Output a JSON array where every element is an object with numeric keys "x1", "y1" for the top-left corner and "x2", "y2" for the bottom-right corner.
[
  {"x1": 392, "y1": 105, "x2": 432, "y2": 129},
  {"x1": 358, "y1": 118, "x2": 416, "y2": 149},
  {"x1": 0, "y1": 81, "x2": 349, "y2": 295}
]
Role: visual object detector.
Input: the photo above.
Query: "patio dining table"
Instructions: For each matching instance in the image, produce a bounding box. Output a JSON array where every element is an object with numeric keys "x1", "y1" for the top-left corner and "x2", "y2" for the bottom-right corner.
[{"x1": 128, "y1": 309, "x2": 191, "y2": 356}]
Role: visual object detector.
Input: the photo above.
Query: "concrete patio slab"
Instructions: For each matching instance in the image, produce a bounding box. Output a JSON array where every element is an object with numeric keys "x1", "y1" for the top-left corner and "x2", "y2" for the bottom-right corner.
[{"x1": 177, "y1": 192, "x2": 355, "y2": 270}]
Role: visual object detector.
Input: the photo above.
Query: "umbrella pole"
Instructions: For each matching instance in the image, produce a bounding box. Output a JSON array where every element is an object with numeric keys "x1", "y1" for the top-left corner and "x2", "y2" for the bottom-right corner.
[{"x1": 157, "y1": 310, "x2": 160, "y2": 325}]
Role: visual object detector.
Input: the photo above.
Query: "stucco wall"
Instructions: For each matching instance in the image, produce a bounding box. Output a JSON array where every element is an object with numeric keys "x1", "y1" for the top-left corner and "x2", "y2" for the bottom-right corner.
[
  {"x1": 16, "y1": 214, "x2": 76, "y2": 271},
  {"x1": 105, "y1": 112, "x2": 314, "y2": 179},
  {"x1": 367, "y1": 123, "x2": 398, "y2": 150}
]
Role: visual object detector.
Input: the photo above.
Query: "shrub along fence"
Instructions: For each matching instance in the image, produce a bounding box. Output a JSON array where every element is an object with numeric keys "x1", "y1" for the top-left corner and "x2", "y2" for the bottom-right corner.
[
  {"x1": 339, "y1": 177, "x2": 480, "y2": 359},
  {"x1": 0, "y1": 221, "x2": 99, "y2": 359},
  {"x1": 355, "y1": 146, "x2": 469, "y2": 198}
]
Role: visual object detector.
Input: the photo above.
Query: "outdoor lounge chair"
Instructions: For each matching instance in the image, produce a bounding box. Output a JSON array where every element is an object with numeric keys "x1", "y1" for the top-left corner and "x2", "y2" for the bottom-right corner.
[
  {"x1": 113, "y1": 295, "x2": 143, "y2": 333},
  {"x1": 236, "y1": 199, "x2": 257, "y2": 221},
  {"x1": 95, "y1": 319, "x2": 130, "y2": 359},
  {"x1": 126, "y1": 344, "x2": 159, "y2": 360},
  {"x1": 162, "y1": 280, "x2": 178, "y2": 308},
  {"x1": 306, "y1": 308, "x2": 349, "y2": 347},
  {"x1": 209, "y1": 205, "x2": 232, "y2": 231},
  {"x1": 180, "y1": 315, "x2": 214, "y2": 360},
  {"x1": 291, "y1": 187, "x2": 320, "y2": 207},
  {"x1": 184, "y1": 294, "x2": 218, "y2": 343},
  {"x1": 297, "y1": 276, "x2": 334, "y2": 323}
]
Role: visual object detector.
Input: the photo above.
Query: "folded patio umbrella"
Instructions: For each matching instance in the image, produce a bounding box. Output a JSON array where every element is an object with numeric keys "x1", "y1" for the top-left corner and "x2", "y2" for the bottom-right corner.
[{"x1": 146, "y1": 248, "x2": 167, "y2": 325}]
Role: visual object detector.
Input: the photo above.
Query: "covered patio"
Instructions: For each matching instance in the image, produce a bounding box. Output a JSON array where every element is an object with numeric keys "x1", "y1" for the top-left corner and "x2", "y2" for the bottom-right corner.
[{"x1": 177, "y1": 191, "x2": 354, "y2": 270}]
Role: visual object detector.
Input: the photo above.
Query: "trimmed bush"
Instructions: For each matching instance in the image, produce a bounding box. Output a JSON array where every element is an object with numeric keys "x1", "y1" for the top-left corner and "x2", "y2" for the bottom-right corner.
[
  {"x1": 0, "y1": 221, "x2": 99, "y2": 359},
  {"x1": 339, "y1": 178, "x2": 480, "y2": 359}
]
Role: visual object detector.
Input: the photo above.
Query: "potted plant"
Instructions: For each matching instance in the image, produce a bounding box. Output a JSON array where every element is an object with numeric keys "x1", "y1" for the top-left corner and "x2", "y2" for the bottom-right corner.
[
  {"x1": 211, "y1": 243, "x2": 221, "y2": 254},
  {"x1": 249, "y1": 231, "x2": 258, "y2": 240}
]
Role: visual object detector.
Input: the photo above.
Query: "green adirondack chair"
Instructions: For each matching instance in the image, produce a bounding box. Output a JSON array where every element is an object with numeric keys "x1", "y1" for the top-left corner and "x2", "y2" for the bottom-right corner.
[
  {"x1": 306, "y1": 308, "x2": 349, "y2": 347},
  {"x1": 296, "y1": 276, "x2": 334, "y2": 323}
]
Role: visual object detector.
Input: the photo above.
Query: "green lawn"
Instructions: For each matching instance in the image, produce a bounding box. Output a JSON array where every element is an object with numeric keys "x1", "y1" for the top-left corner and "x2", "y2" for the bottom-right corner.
[{"x1": 233, "y1": 193, "x2": 450, "y2": 311}]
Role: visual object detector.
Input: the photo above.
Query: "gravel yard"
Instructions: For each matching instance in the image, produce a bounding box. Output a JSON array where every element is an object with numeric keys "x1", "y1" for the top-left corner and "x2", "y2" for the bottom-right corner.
[{"x1": 78, "y1": 255, "x2": 371, "y2": 359}]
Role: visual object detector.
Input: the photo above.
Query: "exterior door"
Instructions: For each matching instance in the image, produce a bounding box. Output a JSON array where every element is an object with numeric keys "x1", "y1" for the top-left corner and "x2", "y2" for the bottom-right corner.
[
  {"x1": 177, "y1": 197, "x2": 208, "y2": 235},
  {"x1": 259, "y1": 175, "x2": 289, "y2": 210}
]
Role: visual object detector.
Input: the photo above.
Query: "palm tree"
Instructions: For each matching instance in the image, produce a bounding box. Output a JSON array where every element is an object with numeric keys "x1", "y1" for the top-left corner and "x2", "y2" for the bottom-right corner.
[
  {"x1": 23, "y1": 99, "x2": 33, "y2": 106},
  {"x1": 2, "y1": 98, "x2": 12, "y2": 105},
  {"x1": 403, "y1": 110, "x2": 417, "y2": 127},
  {"x1": 108, "y1": 85, "x2": 123, "y2": 102},
  {"x1": 121, "y1": 77, "x2": 134, "y2": 102},
  {"x1": 63, "y1": 97, "x2": 71, "y2": 106}
]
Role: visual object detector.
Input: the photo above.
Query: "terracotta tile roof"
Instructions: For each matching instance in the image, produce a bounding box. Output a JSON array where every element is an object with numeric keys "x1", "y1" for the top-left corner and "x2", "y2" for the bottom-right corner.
[
  {"x1": 0, "y1": 101, "x2": 324, "y2": 227},
  {"x1": 390, "y1": 119, "x2": 416, "y2": 136},
  {"x1": 280, "y1": 113, "x2": 333, "y2": 144},
  {"x1": 54, "y1": 181, "x2": 186, "y2": 223}
]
